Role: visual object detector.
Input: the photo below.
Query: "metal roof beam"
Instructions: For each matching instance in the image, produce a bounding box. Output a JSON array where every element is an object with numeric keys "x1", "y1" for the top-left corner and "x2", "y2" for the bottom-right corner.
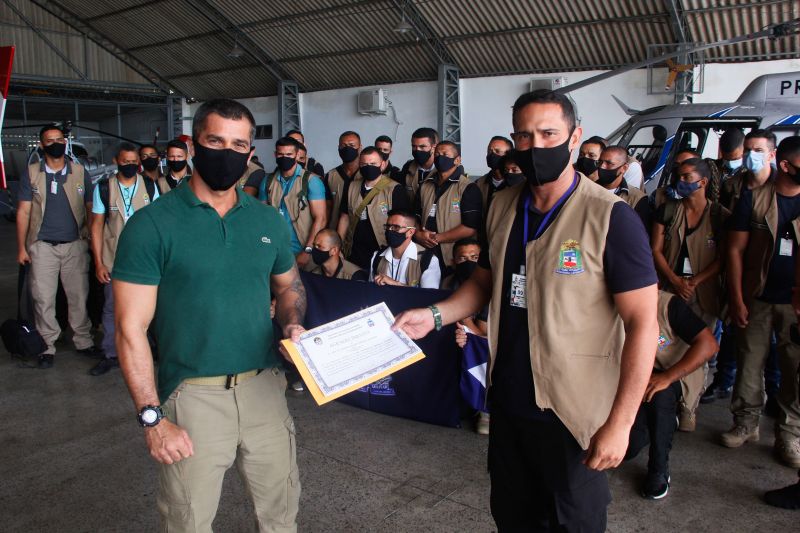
[
  {"x1": 183, "y1": 0, "x2": 295, "y2": 84},
  {"x1": 166, "y1": 64, "x2": 262, "y2": 80},
  {"x1": 28, "y1": 0, "x2": 179, "y2": 96},
  {"x1": 84, "y1": 0, "x2": 171, "y2": 22},
  {"x1": 683, "y1": 0, "x2": 791, "y2": 15},
  {"x1": 387, "y1": 0, "x2": 457, "y2": 66}
]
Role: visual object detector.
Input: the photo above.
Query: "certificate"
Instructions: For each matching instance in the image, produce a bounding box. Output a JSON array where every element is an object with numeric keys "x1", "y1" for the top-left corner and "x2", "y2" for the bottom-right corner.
[{"x1": 280, "y1": 302, "x2": 425, "y2": 405}]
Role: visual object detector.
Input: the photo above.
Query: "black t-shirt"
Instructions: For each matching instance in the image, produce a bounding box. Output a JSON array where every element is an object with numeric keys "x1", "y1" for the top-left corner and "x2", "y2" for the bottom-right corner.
[
  {"x1": 479, "y1": 191, "x2": 657, "y2": 420},
  {"x1": 667, "y1": 296, "x2": 707, "y2": 345},
  {"x1": 413, "y1": 169, "x2": 483, "y2": 231},
  {"x1": 730, "y1": 188, "x2": 800, "y2": 304},
  {"x1": 632, "y1": 196, "x2": 653, "y2": 234},
  {"x1": 339, "y1": 181, "x2": 410, "y2": 269}
]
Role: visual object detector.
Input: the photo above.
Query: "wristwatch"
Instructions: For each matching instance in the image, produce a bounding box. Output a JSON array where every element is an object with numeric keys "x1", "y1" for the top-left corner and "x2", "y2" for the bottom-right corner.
[
  {"x1": 137, "y1": 405, "x2": 164, "y2": 427},
  {"x1": 304, "y1": 246, "x2": 313, "y2": 254}
]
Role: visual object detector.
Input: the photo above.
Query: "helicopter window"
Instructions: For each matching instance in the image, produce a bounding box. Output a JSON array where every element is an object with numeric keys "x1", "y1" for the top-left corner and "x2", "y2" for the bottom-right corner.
[{"x1": 626, "y1": 125, "x2": 668, "y2": 177}]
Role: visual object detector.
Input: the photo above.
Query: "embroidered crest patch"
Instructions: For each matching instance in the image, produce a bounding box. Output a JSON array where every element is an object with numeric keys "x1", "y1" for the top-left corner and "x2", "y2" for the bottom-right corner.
[
  {"x1": 555, "y1": 239, "x2": 584, "y2": 275},
  {"x1": 379, "y1": 201, "x2": 389, "y2": 216},
  {"x1": 143, "y1": 194, "x2": 150, "y2": 204},
  {"x1": 705, "y1": 232, "x2": 715, "y2": 249},
  {"x1": 450, "y1": 197, "x2": 460, "y2": 213},
  {"x1": 76, "y1": 185, "x2": 84, "y2": 196},
  {"x1": 657, "y1": 334, "x2": 672, "y2": 351}
]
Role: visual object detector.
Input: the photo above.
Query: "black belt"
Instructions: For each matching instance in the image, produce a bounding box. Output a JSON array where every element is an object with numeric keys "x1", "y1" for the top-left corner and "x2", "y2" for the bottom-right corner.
[{"x1": 42, "y1": 240, "x2": 73, "y2": 246}]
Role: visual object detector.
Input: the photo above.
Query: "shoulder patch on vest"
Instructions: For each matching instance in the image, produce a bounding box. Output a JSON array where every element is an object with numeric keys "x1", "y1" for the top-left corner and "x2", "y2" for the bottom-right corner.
[
  {"x1": 555, "y1": 239, "x2": 585, "y2": 275},
  {"x1": 657, "y1": 334, "x2": 672, "y2": 351},
  {"x1": 450, "y1": 196, "x2": 461, "y2": 213},
  {"x1": 77, "y1": 184, "x2": 85, "y2": 196},
  {"x1": 379, "y1": 200, "x2": 389, "y2": 216}
]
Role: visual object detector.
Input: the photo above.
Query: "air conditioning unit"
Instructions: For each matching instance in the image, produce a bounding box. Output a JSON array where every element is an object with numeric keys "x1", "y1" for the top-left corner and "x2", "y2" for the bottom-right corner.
[
  {"x1": 529, "y1": 76, "x2": 567, "y2": 92},
  {"x1": 357, "y1": 89, "x2": 388, "y2": 115}
]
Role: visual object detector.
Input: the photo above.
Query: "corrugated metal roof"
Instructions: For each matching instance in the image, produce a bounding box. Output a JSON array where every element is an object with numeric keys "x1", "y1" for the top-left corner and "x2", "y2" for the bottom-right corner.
[{"x1": 4, "y1": 0, "x2": 798, "y2": 100}]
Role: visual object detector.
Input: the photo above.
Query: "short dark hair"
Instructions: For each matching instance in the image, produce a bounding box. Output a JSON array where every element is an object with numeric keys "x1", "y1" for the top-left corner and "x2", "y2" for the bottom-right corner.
[
  {"x1": 489, "y1": 136, "x2": 513, "y2": 150},
  {"x1": 603, "y1": 145, "x2": 629, "y2": 161},
  {"x1": 512, "y1": 89, "x2": 576, "y2": 133},
  {"x1": 360, "y1": 146, "x2": 382, "y2": 159},
  {"x1": 745, "y1": 129, "x2": 777, "y2": 150},
  {"x1": 776, "y1": 135, "x2": 800, "y2": 165},
  {"x1": 375, "y1": 135, "x2": 393, "y2": 146},
  {"x1": 411, "y1": 127, "x2": 439, "y2": 144},
  {"x1": 454, "y1": 237, "x2": 480, "y2": 254},
  {"x1": 676, "y1": 148, "x2": 701, "y2": 159},
  {"x1": 499, "y1": 154, "x2": 517, "y2": 170},
  {"x1": 192, "y1": 98, "x2": 255, "y2": 143},
  {"x1": 276, "y1": 136, "x2": 301, "y2": 151},
  {"x1": 719, "y1": 128, "x2": 745, "y2": 153},
  {"x1": 39, "y1": 125, "x2": 64, "y2": 142},
  {"x1": 387, "y1": 208, "x2": 416, "y2": 226},
  {"x1": 296, "y1": 143, "x2": 308, "y2": 153},
  {"x1": 166, "y1": 139, "x2": 188, "y2": 153},
  {"x1": 286, "y1": 129, "x2": 303, "y2": 138},
  {"x1": 679, "y1": 157, "x2": 711, "y2": 180},
  {"x1": 582, "y1": 136, "x2": 606, "y2": 151},
  {"x1": 339, "y1": 130, "x2": 361, "y2": 143},
  {"x1": 138, "y1": 144, "x2": 159, "y2": 155},
  {"x1": 116, "y1": 142, "x2": 139, "y2": 158},
  {"x1": 437, "y1": 140, "x2": 460, "y2": 156}
]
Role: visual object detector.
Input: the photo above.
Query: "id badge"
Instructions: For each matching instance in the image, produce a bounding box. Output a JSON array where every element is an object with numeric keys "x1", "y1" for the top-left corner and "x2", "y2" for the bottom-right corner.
[
  {"x1": 360, "y1": 209, "x2": 368, "y2": 221},
  {"x1": 428, "y1": 204, "x2": 437, "y2": 218},
  {"x1": 510, "y1": 272, "x2": 527, "y2": 309},
  {"x1": 682, "y1": 257, "x2": 694, "y2": 275},
  {"x1": 780, "y1": 238, "x2": 793, "y2": 257},
  {"x1": 50, "y1": 180, "x2": 58, "y2": 195}
]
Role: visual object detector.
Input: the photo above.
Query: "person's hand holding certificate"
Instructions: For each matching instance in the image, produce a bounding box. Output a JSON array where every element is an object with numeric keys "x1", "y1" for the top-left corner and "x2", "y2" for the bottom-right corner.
[{"x1": 280, "y1": 302, "x2": 426, "y2": 405}]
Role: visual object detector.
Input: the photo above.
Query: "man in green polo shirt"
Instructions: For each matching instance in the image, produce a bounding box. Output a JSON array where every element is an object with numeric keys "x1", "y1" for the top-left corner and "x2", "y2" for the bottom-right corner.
[{"x1": 113, "y1": 99, "x2": 306, "y2": 532}]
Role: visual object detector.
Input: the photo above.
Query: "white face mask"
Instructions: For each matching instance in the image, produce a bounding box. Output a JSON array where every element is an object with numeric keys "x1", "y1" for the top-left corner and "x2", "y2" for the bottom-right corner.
[{"x1": 725, "y1": 158, "x2": 742, "y2": 170}]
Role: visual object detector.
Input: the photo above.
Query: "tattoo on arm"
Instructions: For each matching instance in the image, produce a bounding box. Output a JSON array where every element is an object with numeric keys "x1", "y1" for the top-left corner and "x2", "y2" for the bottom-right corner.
[
  {"x1": 289, "y1": 270, "x2": 307, "y2": 323},
  {"x1": 275, "y1": 265, "x2": 307, "y2": 329}
]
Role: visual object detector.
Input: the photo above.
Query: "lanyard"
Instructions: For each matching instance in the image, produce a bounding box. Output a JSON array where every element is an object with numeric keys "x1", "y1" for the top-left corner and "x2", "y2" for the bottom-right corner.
[
  {"x1": 522, "y1": 172, "x2": 578, "y2": 250},
  {"x1": 117, "y1": 179, "x2": 138, "y2": 219}
]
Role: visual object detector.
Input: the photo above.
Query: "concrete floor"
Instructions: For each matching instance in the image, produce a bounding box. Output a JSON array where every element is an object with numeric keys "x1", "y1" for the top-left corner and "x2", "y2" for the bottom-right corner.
[{"x1": 0, "y1": 219, "x2": 797, "y2": 532}]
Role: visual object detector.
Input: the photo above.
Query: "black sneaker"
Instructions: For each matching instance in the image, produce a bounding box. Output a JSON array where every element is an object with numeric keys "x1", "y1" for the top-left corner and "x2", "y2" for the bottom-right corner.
[
  {"x1": 89, "y1": 357, "x2": 119, "y2": 376},
  {"x1": 38, "y1": 354, "x2": 54, "y2": 369},
  {"x1": 700, "y1": 384, "x2": 732, "y2": 404},
  {"x1": 642, "y1": 471, "x2": 670, "y2": 500},
  {"x1": 77, "y1": 346, "x2": 105, "y2": 359},
  {"x1": 764, "y1": 481, "x2": 800, "y2": 509}
]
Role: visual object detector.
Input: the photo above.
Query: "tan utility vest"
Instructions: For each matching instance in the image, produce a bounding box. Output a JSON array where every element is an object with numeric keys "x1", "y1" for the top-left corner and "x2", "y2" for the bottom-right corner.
[
  {"x1": 486, "y1": 177, "x2": 627, "y2": 449},
  {"x1": 662, "y1": 200, "x2": 729, "y2": 318},
  {"x1": 419, "y1": 173, "x2": 471, "y2": 266},
  {"x1": 375, "y1": 244, "x2": 427, "y2": 287},
  {"x1": 343, "y1": 176, "x2": 397, "y2": 253},
  {"x1": 267, "y1": 169, "x2": 315, "y2": 248},
  {"x1": 25, "y1": 161, "x2": 88, "y2": 250},
  {"x1": 617, "y1": 182, "x2": 647, "y2": 210},
  {"x1": 655, "y1": 290, "x2": 706, "y2": 405},
  {"x1": 237, "y1": 161, "x2": 261, "y2": 189},
  {"x1": 741, "y1": 180, "x2": 800, "y2": 304},
  {"x1": 310, "y1": 258, "x2": 365, "y2": 280},
  {"x1": 326, "y1": 166, "x2": 361, "y2": 230},
  {"x1": 101, "y1": 175, "x2": 152, "y2": 270},
  {"x1": 402, "y1": 160, "x2": 437, "y2": 201},
  {"x1": 719, "y1": 171, "x2": 751, "y2": 212},
  {"x1": 157, "y1": 173, "x2": 187, "y2": 195}
]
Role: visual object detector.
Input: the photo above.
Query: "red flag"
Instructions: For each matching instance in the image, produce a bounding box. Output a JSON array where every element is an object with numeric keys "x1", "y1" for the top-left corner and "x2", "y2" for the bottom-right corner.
[{"x1": 0, "y1": 46, "x2": 15, "y2": 190}]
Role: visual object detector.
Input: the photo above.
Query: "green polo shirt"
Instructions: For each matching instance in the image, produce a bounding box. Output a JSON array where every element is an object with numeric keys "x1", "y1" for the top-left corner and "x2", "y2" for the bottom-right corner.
[{"x1": 112, "y1": 181, "x2": 295, "y2": 403}]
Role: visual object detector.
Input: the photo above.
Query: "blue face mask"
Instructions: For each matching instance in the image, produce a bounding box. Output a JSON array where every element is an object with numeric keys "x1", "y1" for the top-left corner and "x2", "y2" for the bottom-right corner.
[
  {"x1": 744, "y1": 151, "x2": 765, "y2": 173},
  {"x1": 725, "y1": 158, "x2": 742, "y2": 170},
  {"x1": 675, "y1": 179, "x2": 702, "y2": 199}
]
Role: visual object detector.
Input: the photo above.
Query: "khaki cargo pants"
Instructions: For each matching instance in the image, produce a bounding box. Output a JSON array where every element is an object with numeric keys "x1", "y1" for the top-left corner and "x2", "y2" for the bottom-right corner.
[{"x1": 158, "y1": 368, "x2": 300, "y2": 532}]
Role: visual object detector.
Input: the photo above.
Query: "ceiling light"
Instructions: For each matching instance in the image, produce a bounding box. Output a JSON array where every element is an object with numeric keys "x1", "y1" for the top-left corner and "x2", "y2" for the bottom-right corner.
[
  {"x1": 227, "y1": 40, "x2": 244, "y2": 59},
  {"x1": 393, "y1": 15, "x2": 413, "y2": 34}
]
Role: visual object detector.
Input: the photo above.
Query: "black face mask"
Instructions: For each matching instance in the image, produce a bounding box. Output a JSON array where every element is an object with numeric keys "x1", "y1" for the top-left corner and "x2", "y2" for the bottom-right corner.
[
  {"x1": 191, "y1": 142, "x2": 249, "y2": 191},
  {"x1": 434, "y1": 155, "x2": 456, "y2": 173},
  {"x1": 311, "y1": 248, "x2": 331, "y2": 266},
  {"x1": 338, "y1": 146, "x2": 359, "y2": 163},
  {"x1": 118, "y1": 164, "x2": 138, "y2": 179},
  {"x1": 504, "y1": 172, "x2": 525, "y2": 187},
  {"x1": 167, "y1": 160, "x2": 187, "y2": 173},
  {"x1": 360, "y1": 165, "x2": 382, "y2": 181},
  {"x1": 141, "y1": 158, "x2": 160, "y2": 172},
  {"x1": 43, "y1": 142, "x2": 66, "y2": 159},
  {"x1": 486, "y1": 153, "x2": 503, "y2": 170},
  {"x1": 513, "y1": 139, "x2": 573, "y2": 186},
  {"x1": 412, "y1": 149, "x2": 432, "y2": 166},
  {"x1": 595, "y1": 167, "x2": 621, "y2": 187},
  {"x1": 276, "y1": 156, "x2": 296, "y2": 172},
  {"x1": 573, "y1": 157, "x2": 598, "y2": 177},
  {"x1": 455, "y1": 260, "x2": 477, "y2": 282},
  {"x1": 385, "y1": 229, "x2": 408, "y2": 249},
  {"x1": 379, "y1": 151, "x2": 390, "y2": 161}
]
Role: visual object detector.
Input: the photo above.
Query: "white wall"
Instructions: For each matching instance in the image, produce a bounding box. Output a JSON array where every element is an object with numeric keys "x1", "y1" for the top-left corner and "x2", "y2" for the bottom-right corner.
[{"x1": 695, "y1": 58, "x2": 800, "y2": 103}]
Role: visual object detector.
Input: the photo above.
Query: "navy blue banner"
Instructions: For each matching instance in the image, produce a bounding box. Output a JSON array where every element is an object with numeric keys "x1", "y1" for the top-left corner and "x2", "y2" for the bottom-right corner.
[{"x1": 300, "y1": 272, "x2": 461, "y2": 428}]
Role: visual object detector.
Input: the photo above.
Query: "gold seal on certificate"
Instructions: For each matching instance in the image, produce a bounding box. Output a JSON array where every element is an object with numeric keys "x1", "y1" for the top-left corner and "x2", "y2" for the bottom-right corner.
[{"x1": 280, "y1": 302, "x2": 426, "y2": 405}]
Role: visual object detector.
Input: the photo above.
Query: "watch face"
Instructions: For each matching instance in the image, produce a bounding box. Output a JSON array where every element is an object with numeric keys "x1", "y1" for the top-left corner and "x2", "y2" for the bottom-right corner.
[{"x1": 141, "y1": 409, "x2": 158, "y2": 425}]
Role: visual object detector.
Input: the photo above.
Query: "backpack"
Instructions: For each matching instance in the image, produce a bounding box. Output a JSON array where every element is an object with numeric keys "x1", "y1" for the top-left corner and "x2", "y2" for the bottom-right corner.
[
  {"x1": 98, "y1": 176, "x2": 156, "y2": 221},
  {"x1": 261, "y1": 170, "x2": 311, "y2": 214}
]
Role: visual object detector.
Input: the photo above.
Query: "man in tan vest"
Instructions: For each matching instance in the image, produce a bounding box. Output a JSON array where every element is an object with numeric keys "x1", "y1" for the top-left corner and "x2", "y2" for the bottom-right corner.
[
  {"x1": 89, "y1": 143, "x2": 159, "y2": 376},
  {"x1": 625, "y1": 290, "x2": 717, "y2": 499},
  {"x1": 157, "y1": 139, "x2": 191, "y2": 194},
  {"x1": 325, "y1": 131, "x2": 362, "y2": 229},
  {"x1": 592, "y1": 145, "x2": 652, "y2": 231},
  {"x1": 374, "y1": 135, "x2": 400, "y2": 181},
  {"x1": 475, "y1": 136, "x2": 514, "y2": 218},
  {"x1": 16, "y1": 125, "x2": 101, "y2": 368},
  {"x1": 415, "y1": 141, "x2": 482, "y2": 271},
  {"x1": 723, "y1": 135, "x2": 800, "y2": 469},
  {"x1": 398, "y1": 127, "x2": 438, "y2": 202},
  {"x1": 370, "y1": 209, "x2": 441, "y2": 289},
  {"x1": 237, "y1": 146, "x2": 266, "y2": 190},
  {"x1": 720, "y1": 129, "x2": 777, "y2": 212},
  {"x1": 139, "y1": 144, "x2": 162, "y2": 186},
  {"x1": 336, "y1": 146, "x2": 410, "y2": 269},
  {"x1": 309, "y1": 229, "x2": 367, "y2": 281},
  {"x1": 394, "y1": 89, "x2": 659, "y2": 531}
]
